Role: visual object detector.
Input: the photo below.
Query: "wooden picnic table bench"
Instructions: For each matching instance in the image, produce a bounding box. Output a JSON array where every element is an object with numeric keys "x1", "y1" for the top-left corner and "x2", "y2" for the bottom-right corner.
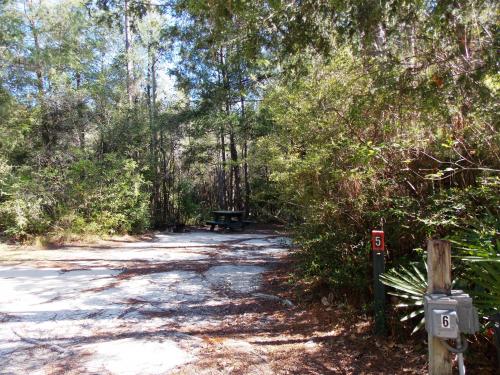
[{"x1": 206, "y1": 210, "x2": 254, "y2": 231}]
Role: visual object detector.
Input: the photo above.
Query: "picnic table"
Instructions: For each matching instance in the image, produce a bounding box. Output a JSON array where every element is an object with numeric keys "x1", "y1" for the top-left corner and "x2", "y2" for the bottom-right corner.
[{"x1": 206, "y1": 210, "x2": 253, "y2": 231}]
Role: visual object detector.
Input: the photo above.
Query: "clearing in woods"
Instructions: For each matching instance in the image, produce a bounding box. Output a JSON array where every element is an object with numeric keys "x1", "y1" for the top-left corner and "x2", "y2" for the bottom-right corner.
[{"x1": 0, "y1": 230, "x2": 425, "y2": 374}]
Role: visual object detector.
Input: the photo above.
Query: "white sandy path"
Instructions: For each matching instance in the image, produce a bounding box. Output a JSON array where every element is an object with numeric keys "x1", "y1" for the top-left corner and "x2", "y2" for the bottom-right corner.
[{"x1": 0, "y1": 232, "x2": 290, "y2": 375}]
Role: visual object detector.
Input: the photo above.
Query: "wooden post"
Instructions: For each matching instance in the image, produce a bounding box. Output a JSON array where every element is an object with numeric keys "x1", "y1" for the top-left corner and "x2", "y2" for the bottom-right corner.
[{"x1": 427, "y1": 239, "x2": 452, "y2": 375}]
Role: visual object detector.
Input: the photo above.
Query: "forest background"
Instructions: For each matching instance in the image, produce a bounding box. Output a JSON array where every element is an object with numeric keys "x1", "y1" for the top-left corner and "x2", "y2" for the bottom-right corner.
[{"x1": 0, "y1": 0, "x2": 498, "y2": 348}]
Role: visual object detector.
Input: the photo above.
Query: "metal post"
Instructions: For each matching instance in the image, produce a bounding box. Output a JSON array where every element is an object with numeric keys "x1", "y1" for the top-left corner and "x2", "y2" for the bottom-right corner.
[
  {"x1": 373, "y1": 250, "x2": 386, "y2": 335},
  {"x1": 457, "y1": 335, "x2": 466, "y2": 375},
  {"x1": 490, "y1": 313, "x2": 500, "y2": 372}
]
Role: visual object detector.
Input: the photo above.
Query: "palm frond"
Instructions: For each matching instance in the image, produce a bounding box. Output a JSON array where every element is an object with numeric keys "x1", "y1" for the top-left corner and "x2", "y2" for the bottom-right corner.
[{"x1": 380, "y1": 262, "x2": 427, "y2": 333}]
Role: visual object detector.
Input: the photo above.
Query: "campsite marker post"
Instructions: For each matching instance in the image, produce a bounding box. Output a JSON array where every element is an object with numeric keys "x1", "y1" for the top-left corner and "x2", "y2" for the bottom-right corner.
[{"x1": 372, "y1": 230, "x2": 386, "y2": 335}]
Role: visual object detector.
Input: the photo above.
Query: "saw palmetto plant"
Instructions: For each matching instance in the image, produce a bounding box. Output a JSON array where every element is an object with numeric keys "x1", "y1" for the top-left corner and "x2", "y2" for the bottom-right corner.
[
  {"x1": 380, "y1": 262, "x2": 428, "y2": 334},
  {"x1": 453, "y1": 235, "x2": 500, "y2": 318},
  {"x1": 382, "y1": 233, "x2": 499, "y2": 335}
]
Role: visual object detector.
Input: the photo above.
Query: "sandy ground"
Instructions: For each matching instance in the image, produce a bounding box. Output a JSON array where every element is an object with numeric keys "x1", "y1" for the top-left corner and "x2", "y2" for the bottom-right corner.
[
  {"x1": 0, "y1": 231, "x2": 293, "y2": 374},
  {"x1": 0, "y1": 230, "x2": 428, "y2": 375}
]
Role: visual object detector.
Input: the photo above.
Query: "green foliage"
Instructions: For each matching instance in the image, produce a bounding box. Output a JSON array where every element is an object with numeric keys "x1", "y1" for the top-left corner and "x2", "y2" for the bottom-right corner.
[
  {"x1": 464, "y1": 260, "x2": 500, "y2": 317},
  {"x1": 250, "y1": 0, "x2": 499, "y2": 308},
  {"x1": 452, "y1": 219, "x2": 500, "y2": 317},
  {"x1": 382, "y1": 231, "x2": 499, "y2": 334},
  {"x1": 172, "y1": 180, "x2": 201, "y2": 225},
  {"x1": 382, "y1": 198, "x2": 498, "y2": 333},
  {"x1": 0, "y1": 3, "x2": 498, "y2": 355},
  {"x1": 380, "y1": 263, "x2": 427, "y2": 334},
  {"x1": 0, "y1": 166, "x2": 56, "y2": 237},
  {"x1": 295, "y1": 229, "x2": 370, "y2": 301},
  {"x1": 0, "y1": 155, "x2": 149, "y2": 238},
  {"x1": 65, "y1": 155, "x2": 150, "y2": 234}
]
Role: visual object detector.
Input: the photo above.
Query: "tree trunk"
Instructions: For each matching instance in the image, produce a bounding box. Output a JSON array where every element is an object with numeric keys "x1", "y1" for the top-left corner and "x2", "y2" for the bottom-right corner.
[
  {"x1": 216, "y1": 137, "x2": 225, "y2": 209},
  {"x1": 229, "y1": 126, "x2": 241, "y2": 210},
  {"x1": 147, "y1": 43, "x2": 160, "y2": 227},
  {"x1": 221, "y1": 47, "x2": 241, "y2": 210},
  {"x1": 75, "y1": 72, "x2": 85, "y2": 151},
  {"x1": 217, "y1": 47, "x2": 227, "y2": 209},
  {"x1": 241, "y1": 96, "x2": 250, "y2": 215},
  {"x1": 220, "y1": 127, "x2": 228, "y2": 209},
  {"x1": 160, "y1": 131, "x2": 169, "y2": 225},
  {"x1": 124, "y1": 0, "x2": 133, "y2": 105},
  {"x1": 27, "y1": 12, "x2": 51, "y2": 150}
]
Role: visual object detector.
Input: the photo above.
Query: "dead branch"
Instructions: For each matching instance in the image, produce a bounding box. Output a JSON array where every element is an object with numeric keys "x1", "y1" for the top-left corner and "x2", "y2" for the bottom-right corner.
[{"x1": 12, "y1": 330, "x2": 74, "y2": 356}]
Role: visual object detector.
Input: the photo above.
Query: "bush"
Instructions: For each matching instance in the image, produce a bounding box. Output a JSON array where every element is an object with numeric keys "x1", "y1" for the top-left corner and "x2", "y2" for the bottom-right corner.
[
  {"x1": 66, "y1": 155, "x2": 150, "y2": 234},
  {"x1": 0, "y1": 154, "x2": 150, "y2": 239},
  {"x1": 254, "y1": 48, "x2": 499, "y2": 310},
  {"x1": 0, "y1": 166, "x2": 55, "y2": 238},
  {"x1": 382, "y1": 179, "x2": 499, "y2": 333}
]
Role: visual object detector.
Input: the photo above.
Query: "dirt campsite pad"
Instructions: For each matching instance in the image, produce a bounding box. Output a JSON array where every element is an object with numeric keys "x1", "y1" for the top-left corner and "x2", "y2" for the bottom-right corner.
[{"x1": 0, "y1": 231, "x2": 426, "y2": 374}]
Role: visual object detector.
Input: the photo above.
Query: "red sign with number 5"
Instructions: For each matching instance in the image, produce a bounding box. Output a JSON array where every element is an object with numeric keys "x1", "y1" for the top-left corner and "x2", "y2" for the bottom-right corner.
[{"x1": 371, "y1": 230, "x2": 385, "y2": 251}]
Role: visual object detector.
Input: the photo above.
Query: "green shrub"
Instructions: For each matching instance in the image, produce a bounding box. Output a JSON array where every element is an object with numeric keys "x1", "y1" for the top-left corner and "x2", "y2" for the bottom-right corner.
[
  {"x1": 0, "y1": 154, "x2": 150, "y2": 238},
  {"x1": 252, "y1": 48, "x2": 498, "y2": 306},
  {"x1": 65, "y1": 155, "x2": 150, "y2": 234},
  {"x1": 382, "y1": 183, "x2": 499, "y2": 333},
  {"x1": 0, "y1": 166, "x2": 55, "y2": 238}
]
